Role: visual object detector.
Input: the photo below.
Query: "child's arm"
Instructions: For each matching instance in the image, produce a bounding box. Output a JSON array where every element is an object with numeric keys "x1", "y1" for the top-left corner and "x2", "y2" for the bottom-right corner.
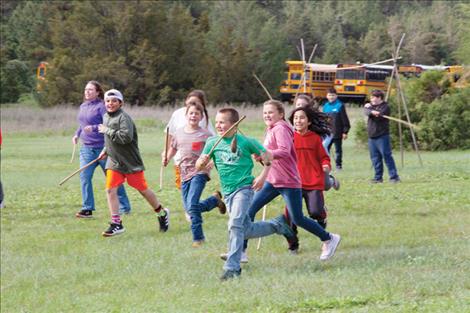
[
  {"x1": 270, "y1": 128, "x2": 293, "y2": 160},
  {"x1": 163, "y1": 146, "x2": 176, "y2": 167},
  {"x1": 252, "y1": 163, "x2": 271, "y2": 191},
  {"x1": 196, "y1": 154, "x2": 211, "y2": 171},
  {"x1": 98, "y1": 115, "x2": 133, "y2": 144}
]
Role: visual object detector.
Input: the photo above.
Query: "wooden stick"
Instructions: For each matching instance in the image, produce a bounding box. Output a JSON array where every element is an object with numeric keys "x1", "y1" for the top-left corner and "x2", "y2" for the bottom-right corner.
[
  {"x1": 253, "y1": 73, "x2": 273, "y2": 100},
  {"x1": 256, "y1": 205, "x2": 267, "y2": 250},
  {"x1": 158, "y1": 126, "x2": 170, "y2": 192},
  {"x1": 382, "y1": 114, "x2": 419, "y2": 129},
  {"x1": 59, "y1": 157, "x2": 100, "y2": 186},
  {"x1": 70, "y1": 143, "x2": 77, "y2": 163}
]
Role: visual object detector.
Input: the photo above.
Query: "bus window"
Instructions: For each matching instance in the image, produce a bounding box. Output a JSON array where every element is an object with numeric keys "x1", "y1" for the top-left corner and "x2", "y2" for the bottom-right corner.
[
  {"x1": 366, "y1": 70, "x2": 389, "y2": 81},
  {"x1": 290, "y1": 73, "x2": 302, "y2": 80},
  {"x1": 336, "y1": 70, "x2": 365, "y2": 80}
]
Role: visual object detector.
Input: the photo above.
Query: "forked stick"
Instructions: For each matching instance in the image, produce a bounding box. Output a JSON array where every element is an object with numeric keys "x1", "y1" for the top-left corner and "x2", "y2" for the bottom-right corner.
[
  {"x1": 59, "y1": 157, "x2": 100, "y2": 186},
  {"x1": 70, "y1": 143, "x2": 77, "y2": 163},
  {"x1": 256, "y1": 205, "x2": 267, "y2": 250}
]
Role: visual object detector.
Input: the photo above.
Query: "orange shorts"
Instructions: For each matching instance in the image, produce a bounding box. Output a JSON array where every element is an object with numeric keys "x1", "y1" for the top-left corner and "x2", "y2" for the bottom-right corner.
[
  {"x1": 174, "y1": 165, "x2": 181, "y2": 190},
  {"x1": 106, "y1": 169, "x2": 148, "y2": 191}
]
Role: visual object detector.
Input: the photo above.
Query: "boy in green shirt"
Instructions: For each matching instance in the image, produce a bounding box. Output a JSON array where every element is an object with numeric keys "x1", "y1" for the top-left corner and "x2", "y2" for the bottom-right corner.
[{"x1": 196, "y1": 108, "x2": 295, "y2": 280}]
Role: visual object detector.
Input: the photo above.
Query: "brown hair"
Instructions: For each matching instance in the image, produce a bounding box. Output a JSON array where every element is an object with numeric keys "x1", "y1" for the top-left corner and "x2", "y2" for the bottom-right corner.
[
  {"x1": 295, "y1": 94, "x2": 313, "y2": 107},
  {"x1": 185, "y1": 102, "x2": 205, "y2": 116},
  {"x1": 217, "y1": 108, "x2": 239, "y2": 124},
  {"x1": 326, "y1": 88, "x2": 337, "y2": 94},
  {"x1": 84, "y1": 80, "x2": 104, "y2": 101},
  {"x1": 185, "y1": 89, "x2": 209, "y2": 125},
  {"x1": 371, "y1": 89, "x2": 385, "y2": 99},
  {"x1": 263, "y1": 99, "x2": 285, "y2": 120}
]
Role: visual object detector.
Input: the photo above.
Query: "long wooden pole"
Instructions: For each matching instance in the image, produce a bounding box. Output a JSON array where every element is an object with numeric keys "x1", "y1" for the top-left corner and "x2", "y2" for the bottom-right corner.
[
  {"x1": 253, "y1": 73, "x2": 273, "y2": 100},
  {"x1": 256, "y1": 205, "x2": 267, "y2": 250},
  {"x1": 159, "y1": 126, "x2": 170, "y2": 192},
  {"x1": 70, "y1": 143, "x2": 77, "y2": 163},
  {"x1": 382, "y1": 114, "x2": 419, "y2": 129},
  {"x1": 59, "y1": 157, "x2": 100, "y2": 186}
]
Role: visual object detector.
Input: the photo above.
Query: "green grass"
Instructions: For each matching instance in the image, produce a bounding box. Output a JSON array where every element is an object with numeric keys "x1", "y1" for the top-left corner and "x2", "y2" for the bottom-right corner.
[{"x1": 1, "y1": 111, "x2": 470, "y2": 312}]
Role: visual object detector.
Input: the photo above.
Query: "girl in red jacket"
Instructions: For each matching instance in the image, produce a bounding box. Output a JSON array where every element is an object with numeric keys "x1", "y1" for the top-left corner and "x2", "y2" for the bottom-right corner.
[{"x1": 285, "y1": 105, "x2": 336, "y2": 253}]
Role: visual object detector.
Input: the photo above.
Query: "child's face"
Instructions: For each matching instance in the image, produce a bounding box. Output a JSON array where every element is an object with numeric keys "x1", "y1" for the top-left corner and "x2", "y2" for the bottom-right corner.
[
  {"x1": 293, "y1": 110, "x2": 310, "y2": 133},
  {"x1": 326, "y1": 93, "x2": 337, "y2": 103},
  {"x1": 84, "y1": 83, "x2": 99, "y2": 101},
  {"x1": 295, "y1": 98, "x2": 309, "y2": 108},
  {"x1": 186, "y1": 106, "x2": 203, "y2": 127},
  {"x1": 370, "y1": 95, "x2": 382, "y2": 105},
  {"x1": 105, "y1": 97, "x2": 122, "y2": 113},
  {"x1": 263, "y1": 104, "x2": 284, "y2": 127},
  {"x1": 215, "y1": 112, "x2": 234, "y2": 136}
]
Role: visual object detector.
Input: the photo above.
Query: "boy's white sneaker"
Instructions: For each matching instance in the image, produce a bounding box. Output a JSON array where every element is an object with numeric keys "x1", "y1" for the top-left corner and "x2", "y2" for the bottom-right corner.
[{"x1": 320, "y1": 233, "x2": 341, "y2": 261}]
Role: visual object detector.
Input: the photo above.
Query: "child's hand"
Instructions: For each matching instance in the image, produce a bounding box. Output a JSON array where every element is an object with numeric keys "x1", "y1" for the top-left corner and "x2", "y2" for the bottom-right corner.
[
  {"x1": 322, "y1": 164, "x2": 330, "y2": 173},
  {"x1": 252, "y1": 175, "x2": 265, "y2": 191},
  {"x1": 196, "y1": 154, "x2": 210, "y2": 171},
  {"x1": 83, "y1": 125, "x2": 93, "y2": 133},
  {"x1": 98, "y1": 150, "x2": 107, "y2": 160},
  {"x1": 364, "y1": 103, "x2": 372, "y2": 109},
  {"x1": 72, "y1": 135, "x2": 79, "y2": 145},
  {"x1": 162, "y1": 156, "x2": 168, "y2": 167},
  {"x1": 98, "y1": 124, "x2": 108, "y2": 134},
  {"x1": 371, "y1": 110, "x2": 381, "y2": 117}
]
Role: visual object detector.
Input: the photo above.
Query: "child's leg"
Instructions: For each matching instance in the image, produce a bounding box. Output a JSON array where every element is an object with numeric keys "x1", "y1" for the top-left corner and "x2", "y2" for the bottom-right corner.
[
  {"x1": 283, "y1": 205, "x2": 299, "y2": 251},
  {"x1": 185, "y1": 174, "x2": 218, "y2": 242},
  {"x1": 106, "y1": 187, "x2": 121, "y2": 223},
  {"x1": 139, "y1": 188, "x2": 163, "y2": 211},
  {"x1": 304, "y1": 189, "x2": 327, "y2": 229},
  {"x1": 224, "y1": 187, "x2": 254, "y2": 273},
  {"x1": 281, "y1": 187, "x2": 330, "y2": 241}
]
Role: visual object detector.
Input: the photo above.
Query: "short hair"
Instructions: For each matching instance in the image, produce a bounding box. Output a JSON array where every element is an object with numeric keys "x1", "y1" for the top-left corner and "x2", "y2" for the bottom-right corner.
[
  {"x1": 217, "y1": 107, "x2": 239, "y2": 124},
  {"x1": 263, "y1": 99, "x2": 285, "y2": 119},
  {"x1": 326, "y1": 88, "x2": 337, "y2": 95},
  {"x1": 371, "y1": 89, "x2": 385, "y2": 99}
]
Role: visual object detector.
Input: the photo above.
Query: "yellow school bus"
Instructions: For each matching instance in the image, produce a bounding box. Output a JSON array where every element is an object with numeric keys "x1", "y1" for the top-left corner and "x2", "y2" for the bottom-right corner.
[
  {"x1": 334, "y1": 63, "x2": 392, "y2": 102},
  {"x1": 279, "y1": 61, "x2": 336, "y2": 102}
]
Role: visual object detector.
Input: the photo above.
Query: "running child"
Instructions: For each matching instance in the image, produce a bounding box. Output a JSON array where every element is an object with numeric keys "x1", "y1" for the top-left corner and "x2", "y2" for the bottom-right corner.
[
  {"x1": 163, "y1": 102, "x2": 226, "y2": 248},
  {"x1": 97, "y1": 89, "x2": 169, "y2": 236},
  {"x1": 196, "y1": 108, "x2": 296, "y2": 281},
  {"x1": 283, "y1": 105, "x2": 339, "y2": 253},
  {"x1": 244, "y1": 100, "x2": 341, "y2": 261}
]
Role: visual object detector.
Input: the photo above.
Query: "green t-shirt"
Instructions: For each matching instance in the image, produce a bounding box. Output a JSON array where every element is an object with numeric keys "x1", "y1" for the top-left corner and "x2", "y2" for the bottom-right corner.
[{"x1": 203, "y1": 133, "x2": 266, "y2": 196}]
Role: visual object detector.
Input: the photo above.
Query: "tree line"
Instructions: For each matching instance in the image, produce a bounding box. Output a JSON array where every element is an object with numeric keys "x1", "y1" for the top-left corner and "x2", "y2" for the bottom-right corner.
[{"x1": 1, "y1": 0, "x2": 470, "y2": 106}]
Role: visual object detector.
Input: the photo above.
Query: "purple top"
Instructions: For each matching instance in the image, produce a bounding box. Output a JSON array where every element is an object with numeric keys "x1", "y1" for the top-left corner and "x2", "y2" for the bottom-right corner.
[{"x1": 75, "y1": 98, "x2": 107, "y2": 148}]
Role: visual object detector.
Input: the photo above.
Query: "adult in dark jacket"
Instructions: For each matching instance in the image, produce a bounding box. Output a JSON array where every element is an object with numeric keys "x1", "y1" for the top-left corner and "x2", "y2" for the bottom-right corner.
[
  {"x1": 322, "y1": 88, "x2": 350, "y2": 170},
  {"x1": 364, "y1": 90, "x2": 400, "y2": 183}
]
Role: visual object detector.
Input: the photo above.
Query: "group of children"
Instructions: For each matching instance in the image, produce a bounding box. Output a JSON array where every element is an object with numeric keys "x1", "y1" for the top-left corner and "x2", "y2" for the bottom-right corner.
[{"x1": 79, "y1": 86, "x2": 343, "y2": 281}]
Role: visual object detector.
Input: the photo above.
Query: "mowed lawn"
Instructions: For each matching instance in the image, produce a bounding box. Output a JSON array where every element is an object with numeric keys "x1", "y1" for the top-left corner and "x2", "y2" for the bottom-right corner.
[{"x1": 1, "y1": 107, "x2": 469, "y2": 313}]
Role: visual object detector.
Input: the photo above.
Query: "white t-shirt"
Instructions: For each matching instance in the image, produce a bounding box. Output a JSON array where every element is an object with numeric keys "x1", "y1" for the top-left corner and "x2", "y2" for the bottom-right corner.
[{"x1": 165, "y1": 107, "x2": 215, "y2": 163}]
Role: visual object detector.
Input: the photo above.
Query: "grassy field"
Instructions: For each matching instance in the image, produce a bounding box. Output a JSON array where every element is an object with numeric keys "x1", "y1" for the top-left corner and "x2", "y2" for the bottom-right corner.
[{"x1": 1, "y1": 106, "x2": 469, "y2": 312}]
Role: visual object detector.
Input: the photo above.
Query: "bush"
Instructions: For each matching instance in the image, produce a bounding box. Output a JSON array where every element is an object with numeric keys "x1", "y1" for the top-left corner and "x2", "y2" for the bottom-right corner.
[
  {"x1": 354, "y1": 118, "x2": 368, "y2": 148},
  {"x1": 0, "y1": 59, "x2": 33, "y2": 103}
]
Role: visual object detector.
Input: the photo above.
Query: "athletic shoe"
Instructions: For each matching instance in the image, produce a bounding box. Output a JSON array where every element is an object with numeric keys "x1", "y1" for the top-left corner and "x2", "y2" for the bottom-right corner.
[
  {"x1": 220, "y1": 251, "x2": 248, "y2": 263},
  {"x1": 390, "y1": 177, "x2": 401, "y2": 183},
  {"x1": 76, "y1": 209, "x2": 93, "y2": 218},
  {"x1": 370, "y1": 178, "x2": 383, "y2": 184},
  {"x1": 102, "y1": 222, "x2": 125, "y2": 237},
  {"x1": 331, "y1": 175, "x2": 340, "y2": 190},
  {"x1": 184, "y1": 211, "x2": 191, "y2": 222},
  {"x1": 192, "y1": 240, "x2": 204, "y2": 248},
  {"x1": 213, "y1": 191, "x2": 227, "y2": 214},
  {"x1": 320, "y1": 233, "x2": 341, "y2": 261},
  {"x1": 220, "y1": 269, "x2": 241, "y2": 281},
  {"x1": 273, "y1": 214, "x2": 295, "y2": 240},
  {"x1": 157, "y1": 208, "x2": 170, "y2": 232}
]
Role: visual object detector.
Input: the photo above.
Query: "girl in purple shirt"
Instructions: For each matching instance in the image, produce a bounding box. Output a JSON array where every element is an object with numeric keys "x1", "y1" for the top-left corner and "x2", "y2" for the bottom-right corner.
[{"x1": 73, "y1": 81, "x2": 131, "y2": 218}]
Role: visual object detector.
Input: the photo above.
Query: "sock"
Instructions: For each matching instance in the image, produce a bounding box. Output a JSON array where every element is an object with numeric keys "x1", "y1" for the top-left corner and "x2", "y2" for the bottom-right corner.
[
  {"x1": 154, "y1": 205, "x2": 165, "y2": 216},
  {"x1": 111, "y1": 214, "x2": 121, "y2": 224}
]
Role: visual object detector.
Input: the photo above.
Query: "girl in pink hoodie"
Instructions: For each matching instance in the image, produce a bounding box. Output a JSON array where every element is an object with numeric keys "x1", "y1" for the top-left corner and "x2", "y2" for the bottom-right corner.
[{"x1": 244, "y1": 100, "x2": 340, "y2": 261}]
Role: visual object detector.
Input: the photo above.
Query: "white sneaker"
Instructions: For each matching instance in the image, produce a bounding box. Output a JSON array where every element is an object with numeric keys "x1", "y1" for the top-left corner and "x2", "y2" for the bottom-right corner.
[
  {"x1": 185, "y1": 212, "x2": 191, "y2": 223},
  {"x1": 220, "y1": 251, "x2": 248, "y2": 263},
  {"x1": 320, "y1": 233, "x2": 341, "y2": 261}
]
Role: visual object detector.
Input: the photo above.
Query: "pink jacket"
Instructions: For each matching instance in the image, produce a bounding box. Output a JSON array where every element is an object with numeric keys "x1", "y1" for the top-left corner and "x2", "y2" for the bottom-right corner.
[{"x1": 264, "y1": 120, "x2": 301, "y2": 188}]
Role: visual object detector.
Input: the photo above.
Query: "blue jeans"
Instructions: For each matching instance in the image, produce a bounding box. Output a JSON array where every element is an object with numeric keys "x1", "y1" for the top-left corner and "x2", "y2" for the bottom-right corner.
[
  {"x1": 368, "y1": 135, "x2": 399, "y2": 181},
  {"x1": 79, "y1": 146, "x2": 131, "y2": 212},
  {"x1": 224, "y1": 186, "x2": 292, "y2": 271},
  {"x1": 181, "y1": 174, "x2": 218, "y2": 241},
  {"x1": 328, "y1": 138, "x2": 343, "y2": 168},
  {"x1": 245, "y1": 182, "x2": 331, "y2": 252},
  {"x1": 322, "y1": 134, "x2": 333, "y2": 156}
]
